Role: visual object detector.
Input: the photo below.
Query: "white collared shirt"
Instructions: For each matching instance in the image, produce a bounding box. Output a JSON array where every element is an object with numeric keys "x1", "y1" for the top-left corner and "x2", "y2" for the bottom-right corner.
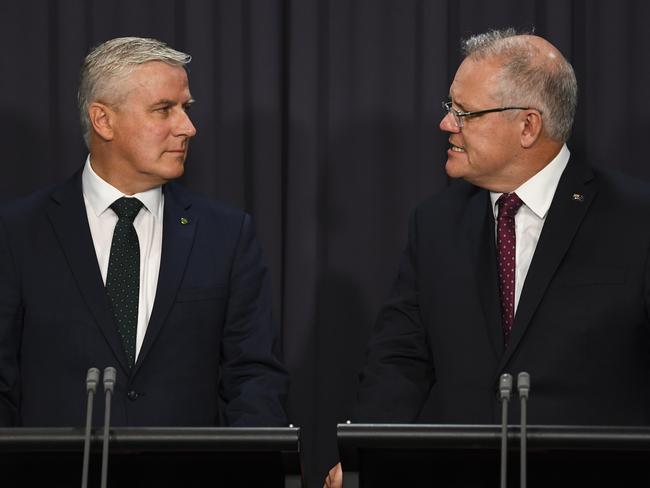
[
  {"x1": 82, "y1": 156, "x2": 164, "y2": 360},
  {"x1": 490, "y1": 144, "x2": 570, "y2": 312}
]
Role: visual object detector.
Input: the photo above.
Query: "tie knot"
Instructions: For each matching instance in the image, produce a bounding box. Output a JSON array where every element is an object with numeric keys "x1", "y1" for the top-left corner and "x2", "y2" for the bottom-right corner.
[
  {"x1": 111, "y1": 197, "x2": 143, "y2": 221},
  {"x1": 497, "y1": 192, "x2": 523, "y2": 220}
]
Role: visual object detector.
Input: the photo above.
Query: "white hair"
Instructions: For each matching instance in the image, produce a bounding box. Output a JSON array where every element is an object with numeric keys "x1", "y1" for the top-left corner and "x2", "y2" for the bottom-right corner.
[
  {"x1": 78, "y1": 37, "x2": 191, "y2": 147},
  {"x1": 462, "y1": 29, "x2": 577, "y2": 142}
]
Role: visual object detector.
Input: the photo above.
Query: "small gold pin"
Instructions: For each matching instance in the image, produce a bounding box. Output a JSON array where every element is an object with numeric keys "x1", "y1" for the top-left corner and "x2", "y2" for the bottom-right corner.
[
  {"x1": 180, "y1": 217, "x2": 189, "y2": 225},
  {"x1": 571, "y1": 193, "x2": 584, "y2": 202}
]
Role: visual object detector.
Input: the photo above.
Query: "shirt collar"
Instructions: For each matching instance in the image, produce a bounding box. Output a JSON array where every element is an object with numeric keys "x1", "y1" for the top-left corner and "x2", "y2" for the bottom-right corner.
[
  {"x1": 490, "y1": 144, "x2": 570, "y2": 220},
  {"x1": 81, "y1": 155, "x2": 163, "y2": 219}
]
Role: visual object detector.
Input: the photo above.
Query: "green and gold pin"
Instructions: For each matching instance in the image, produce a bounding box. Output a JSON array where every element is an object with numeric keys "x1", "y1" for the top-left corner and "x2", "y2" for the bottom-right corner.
[{"x1": 180, "y1": 217, "x2": 189, "y2": 225}]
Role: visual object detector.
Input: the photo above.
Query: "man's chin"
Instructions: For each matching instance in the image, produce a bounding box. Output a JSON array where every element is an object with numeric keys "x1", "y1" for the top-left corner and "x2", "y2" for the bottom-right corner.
[
  {"x1": 166, "y1": 165, "x2": 185, "y2": 181},
  {"x1": 154, "y1": 161, "x2": 185, "y2": 184},
  {"x1": 444, "y1": 159, "x2": 466, "y2": 179}
]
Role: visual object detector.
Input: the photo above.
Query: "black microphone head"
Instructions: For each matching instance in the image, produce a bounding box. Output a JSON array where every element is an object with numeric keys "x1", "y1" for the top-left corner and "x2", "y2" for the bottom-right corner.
[
  {"x1": 86, "y1": 368, "x2": 100, "y2": 393},
  {"x1": 517, "y1": 372, "x2": 530, "y2": 399},
  {"x1": 499, "y1": 373, "x2": 513, "y2": 400},
  {"x1": 103, "y1": 367, "x2": 117, "y2": 393}
]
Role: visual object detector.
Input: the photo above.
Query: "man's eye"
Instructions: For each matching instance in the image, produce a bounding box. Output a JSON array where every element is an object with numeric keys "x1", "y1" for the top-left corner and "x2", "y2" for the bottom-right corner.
[{"x1": 156, "y1": 107, "x2": 171, "y2": 114}]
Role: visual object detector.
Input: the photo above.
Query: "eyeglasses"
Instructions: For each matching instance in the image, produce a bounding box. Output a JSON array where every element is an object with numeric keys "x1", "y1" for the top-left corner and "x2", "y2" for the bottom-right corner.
[{"x1": 442, "y1": 101, "x2": 539, "y2": 128}]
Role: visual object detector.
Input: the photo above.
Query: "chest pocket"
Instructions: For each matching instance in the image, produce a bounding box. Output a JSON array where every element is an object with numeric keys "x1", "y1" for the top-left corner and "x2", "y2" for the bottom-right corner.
[
  {"x1": 562, "y1": 267, "x2": 626, "y2": 286},
  {"x1": 175, "y1": 286, "x2": 228, "y2": 302}
]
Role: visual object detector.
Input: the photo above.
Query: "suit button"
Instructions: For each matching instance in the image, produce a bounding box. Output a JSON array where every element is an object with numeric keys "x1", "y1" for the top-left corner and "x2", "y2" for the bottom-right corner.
[{"x1": 127, "y1": 390, "x2": 139, "y2": 401}]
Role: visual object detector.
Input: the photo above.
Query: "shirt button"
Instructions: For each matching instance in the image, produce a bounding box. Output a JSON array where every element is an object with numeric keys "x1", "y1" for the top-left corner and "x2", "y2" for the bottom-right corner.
[{"x1": 127, "y1": 390, "x2": 139, "y2": 401}]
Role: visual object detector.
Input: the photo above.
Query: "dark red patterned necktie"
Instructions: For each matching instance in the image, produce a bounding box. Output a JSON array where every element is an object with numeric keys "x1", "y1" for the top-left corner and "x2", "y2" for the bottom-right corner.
[{"x1": 496, "y1": 192, "x2": 524, "y2": 345}]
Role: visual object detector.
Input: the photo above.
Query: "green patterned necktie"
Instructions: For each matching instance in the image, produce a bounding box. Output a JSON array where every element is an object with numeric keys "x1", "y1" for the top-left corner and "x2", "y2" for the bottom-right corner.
[{"x1": 106, "y1": 197, "x2": 143, "y2": 367}]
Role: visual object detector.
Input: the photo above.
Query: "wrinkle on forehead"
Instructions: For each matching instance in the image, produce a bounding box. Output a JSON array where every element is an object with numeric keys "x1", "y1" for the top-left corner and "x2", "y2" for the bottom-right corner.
[{"x1": 450, "y1": 57, "x2": 504, "y2": 108}]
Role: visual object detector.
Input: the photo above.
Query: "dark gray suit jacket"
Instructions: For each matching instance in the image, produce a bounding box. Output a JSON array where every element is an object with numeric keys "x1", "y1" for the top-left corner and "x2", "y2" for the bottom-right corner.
[
  {"x1": 357, "y1": 159, "x2": 650, "y2": 426},
  {"x1": 0, "y1": 170, "x2": 288, "y2": 427}
]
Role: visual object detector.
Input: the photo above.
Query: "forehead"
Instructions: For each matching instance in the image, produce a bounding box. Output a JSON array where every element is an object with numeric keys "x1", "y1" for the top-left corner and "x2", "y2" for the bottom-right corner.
[
  {"x1": 122, "y1": 61, "x2": 191, "y2": 101},
  {"x1": 450, "y1": 57, "x2": 502, "y2": 105}
]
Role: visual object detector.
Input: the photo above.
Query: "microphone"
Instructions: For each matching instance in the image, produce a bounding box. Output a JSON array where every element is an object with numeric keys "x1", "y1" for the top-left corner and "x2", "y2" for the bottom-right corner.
[
  {"x1": 499, "y1": 373, "x2": 513, "y2": 488},
  {"x1": 517, "y1": 372, "x2": 530, "y2": 488},
  {"x1": 100, "y1": 367, "x2": 116, "y2": 488},
  {"x1": 81, "y1": 367, "x2": 100, "y2": 488}
]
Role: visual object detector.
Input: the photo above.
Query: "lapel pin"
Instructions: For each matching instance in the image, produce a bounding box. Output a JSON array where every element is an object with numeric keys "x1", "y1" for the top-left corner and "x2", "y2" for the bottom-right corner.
[
  {"x1": 180, "y1": 217, "x2": 189, "y2": 225},
  {"x1": 571, "y1": 193, "x2": 584, "y2": 202}
]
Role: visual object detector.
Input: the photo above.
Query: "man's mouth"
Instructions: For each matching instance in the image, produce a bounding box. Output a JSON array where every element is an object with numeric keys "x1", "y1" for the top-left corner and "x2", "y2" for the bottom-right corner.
[{"x1": 449, "y1": 142, "x2": 465, "y2": 153}]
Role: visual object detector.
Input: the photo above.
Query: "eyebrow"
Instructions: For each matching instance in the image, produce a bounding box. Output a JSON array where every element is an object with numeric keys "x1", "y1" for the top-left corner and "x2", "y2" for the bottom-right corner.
[
  {"x1": 448, "y1": 97, "x2": 468, "y2": 111},
  {"x1": 151, "y1": 98, "x2": 195, "y2": 107}
]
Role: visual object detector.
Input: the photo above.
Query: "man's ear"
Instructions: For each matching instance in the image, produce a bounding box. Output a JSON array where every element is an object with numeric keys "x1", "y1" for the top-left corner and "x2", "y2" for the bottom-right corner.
[
  {"x1": 520, "y1": 110, "x2": 543, "y2": 148},
  {"x1": 88, "y1": 102, "x2": 115, "y2": 141}
]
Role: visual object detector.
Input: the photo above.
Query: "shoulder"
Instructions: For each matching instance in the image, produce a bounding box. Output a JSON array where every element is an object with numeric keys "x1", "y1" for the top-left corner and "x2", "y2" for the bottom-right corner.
[
  {"x1": 163, "y1": 181, "x2": 250, "y2": 227},
  {"x1": 0, "y1": 184, "x2": 62, "y2": 225},
  {"x1": 592, "y1": 166, "x2": 650, "y2": 198},
  {"x1": 413, "y1": 179, "x2": 484, "y2": 220},
  {"x1": 590, "y1": 165, "x2": 650, "y2": 215}
]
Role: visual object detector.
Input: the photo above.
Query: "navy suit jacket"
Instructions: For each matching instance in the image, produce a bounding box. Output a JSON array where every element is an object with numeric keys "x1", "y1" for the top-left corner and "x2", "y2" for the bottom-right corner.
[
  {"x1": 357, "y1": 159, "x2": 650, "y2": 426},
  {"x1": 0, "y1": 170, "x2": 288, "y2": 427}
]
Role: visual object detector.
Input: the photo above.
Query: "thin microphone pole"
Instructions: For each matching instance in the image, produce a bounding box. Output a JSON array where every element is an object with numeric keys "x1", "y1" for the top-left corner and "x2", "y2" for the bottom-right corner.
[
  {"x1": 499, "y1": 373, "x2": 513, "y2": 488},
  {"x1": 518, "y1": 372, "x2": 530, "y2": 488},
  {"x1": 81, "y1": 367, "x2": 100, "y2": 488},
  {"x1": 100, "y1": 367, "x2": 116, "y2": 488}
]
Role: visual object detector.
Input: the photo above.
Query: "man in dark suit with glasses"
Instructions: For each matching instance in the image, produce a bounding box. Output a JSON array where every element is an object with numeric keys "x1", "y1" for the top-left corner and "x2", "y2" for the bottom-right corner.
[{"x1": 326, "y1": 27, "x2": 650, "y2": 487}]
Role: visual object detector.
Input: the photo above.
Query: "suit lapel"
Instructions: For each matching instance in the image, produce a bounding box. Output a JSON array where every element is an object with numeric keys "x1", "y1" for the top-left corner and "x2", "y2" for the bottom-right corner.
[
  {"x1": 134, "y1": 182, "x2": 197, "y2": 371},
  {"x1": 46, "y1": 171, "x2": 130, "y2": 371},
  {"x1": 499, "y1": 160, "x2": 597, "y2": 367},
  {"x1": 464, "y1": 188, "x2": 504, "y2": 358}
]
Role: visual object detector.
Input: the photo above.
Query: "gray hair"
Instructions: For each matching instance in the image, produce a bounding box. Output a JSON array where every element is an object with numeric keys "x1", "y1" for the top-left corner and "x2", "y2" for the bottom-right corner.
[
  {"x1": 78, "y1": 37, "x2": 191, "y2": 147},
  {"x1": 461, "y1": 29, "x2": 577, "y2": 142}
]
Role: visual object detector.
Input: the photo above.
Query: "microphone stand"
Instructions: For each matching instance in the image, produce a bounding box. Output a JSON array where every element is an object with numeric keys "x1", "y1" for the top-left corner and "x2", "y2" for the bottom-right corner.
[
  {"x1": 499, "y1": 373, "x2": 513, "y2": 488},
  {"x1": 81, "y1": 367, "x2": 100, "y2": 488},
  {"x1": 518, "y1": 372, "x2": 530, "y2": 488},
  {"x1": 100, "y1": 367, "x2": 116, "y2": 488}
]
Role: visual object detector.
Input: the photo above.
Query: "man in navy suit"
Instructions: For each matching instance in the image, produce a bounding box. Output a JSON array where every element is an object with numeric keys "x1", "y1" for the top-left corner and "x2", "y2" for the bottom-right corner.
[
  {"x1": 0, "y1": 37, "x2": 288, "y2": 427},
  {"x1": 326, "y1": 28, "x2": 650, "y2": 487}
]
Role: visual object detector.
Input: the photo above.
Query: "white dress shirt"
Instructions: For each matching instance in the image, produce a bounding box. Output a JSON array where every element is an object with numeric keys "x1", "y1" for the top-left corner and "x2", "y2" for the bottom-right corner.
[
  {"x1": 490, "y1": 144, "x2": 570, "y2": 312},
  {"x1": 82, "y1": 156, "x2": 164, "y2": 359}
]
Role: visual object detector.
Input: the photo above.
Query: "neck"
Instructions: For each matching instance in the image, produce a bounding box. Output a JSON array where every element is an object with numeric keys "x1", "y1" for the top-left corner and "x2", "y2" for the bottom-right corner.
[
  {"x1": 89, "y1": 152, "x2": 163, "y2": 195},
  {"x1": 487, "y1": 142, "x2": 563, "y2": 193}
]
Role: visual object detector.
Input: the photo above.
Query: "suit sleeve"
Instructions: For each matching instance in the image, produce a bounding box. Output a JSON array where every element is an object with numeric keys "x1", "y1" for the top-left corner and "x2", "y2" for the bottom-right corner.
[
  {"x1": 219, "y1": 214, "x2": 289, "y2": 426},
  {"x1": 355, "y1": 208, "x2": 435, "y2": 422},
  {"x1": 0, "y1": 215, "x2": 21, "y2": 426}
]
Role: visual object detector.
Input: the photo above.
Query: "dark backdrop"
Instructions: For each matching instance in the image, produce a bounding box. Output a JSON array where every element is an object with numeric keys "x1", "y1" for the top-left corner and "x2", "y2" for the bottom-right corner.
[{"x1": 1, "y1": 1, "x2": 649, "y2": 485}]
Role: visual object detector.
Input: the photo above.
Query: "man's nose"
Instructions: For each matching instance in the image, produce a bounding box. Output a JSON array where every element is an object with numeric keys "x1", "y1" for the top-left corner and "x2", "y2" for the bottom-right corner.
[
  {"x1": 176, "y1": 110, "x2": 197, "y2": 137},
  {"x1": 439, "y1": 111, "x2": 460, "y2": 133}
]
